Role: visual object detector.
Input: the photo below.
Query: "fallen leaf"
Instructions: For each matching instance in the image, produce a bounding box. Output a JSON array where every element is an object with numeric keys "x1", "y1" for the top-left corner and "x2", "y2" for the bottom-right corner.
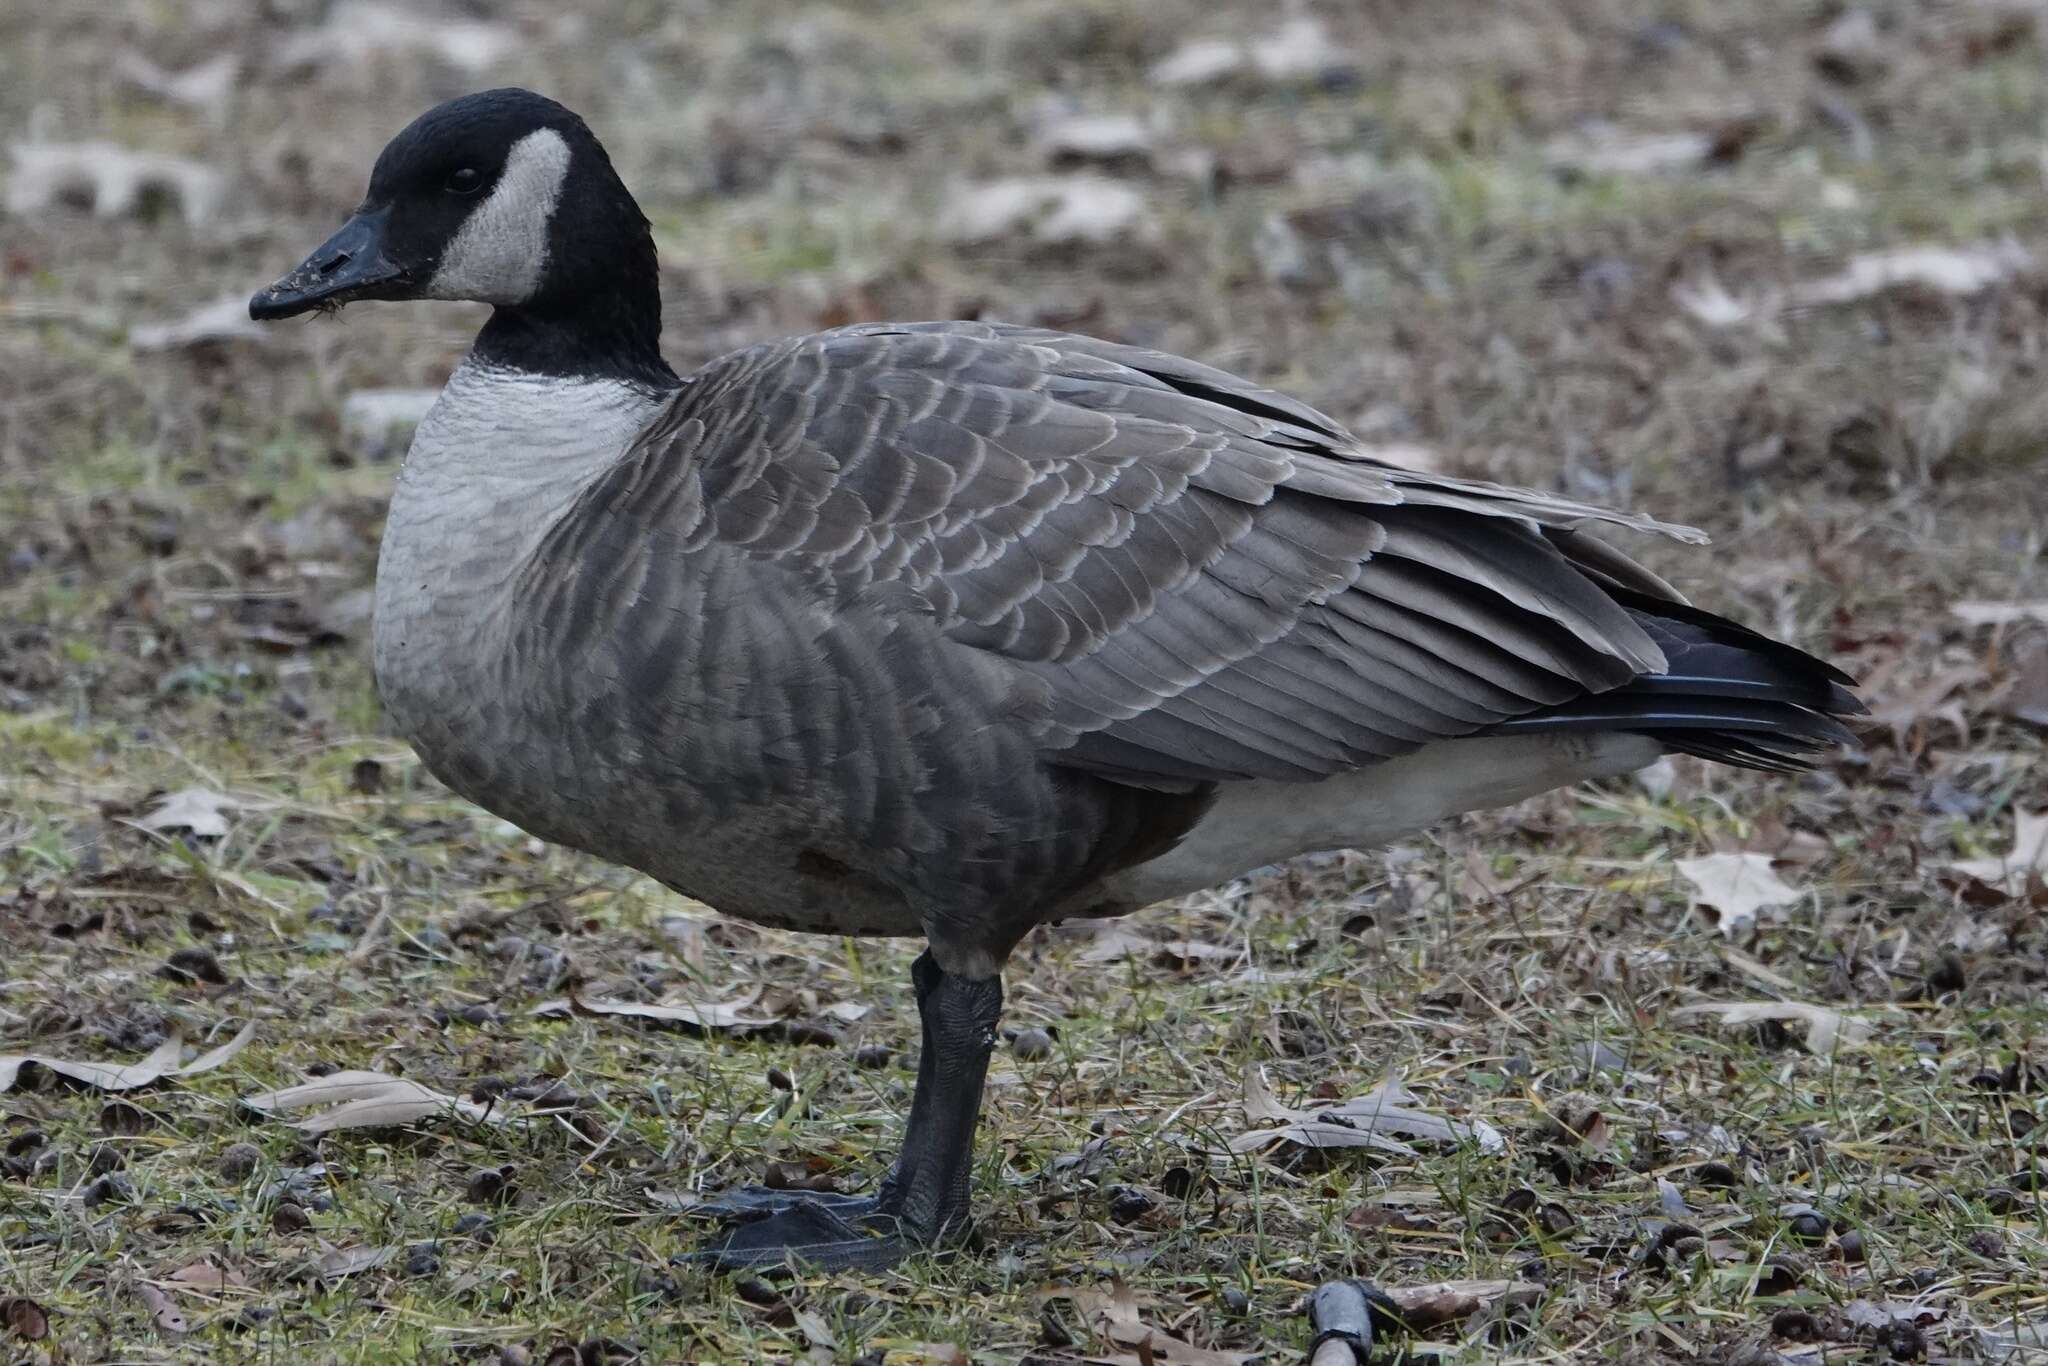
[
  {"x1": 2, "y1": 1297, "x2": 49, "y2": 1341},
  {"x1": 243, "y1": 1070, "x2": 505, "y2": 1132},
  {"x1": 134, "y1": 787, "x2": 241, "y2": 838},
  {"x1": 530, "y1": 983, "x2": 774, "y2": 1033},
  {"x1": 1672, "y1": 272, "x2": 1777, "y2": 329},
  {"x1": 1672, "y1": 1001, "x2": 1877, "y2": 1055},
  {"x1": 939, "y1": 176, "x2": 1153, "y2": 246},
  {"x1": 0, "y1": 1023, "x2": 254, "y2": 1095},
  {"x1": 137, "y1": 1283, "x2": 187, "y2": 1335},
  {"x1": 4, "y1": 141, "x2": 223, "y2": 224},
  {"x1": 1844, "y1": 1299, "x2": 1948, "y2": 1331},
  {"x1": 1043, "y1": 1281, "x2": 1259, "y2": 1366},
  {"x1": 1148, "y1": 16, "x2": 1351, "y2": 88},
  {"x1": 1381, "y1": 1278, "x2": 1539, "y2": 1329},
  {"x1": 112, "y1": 51, "x2": 239, "y2": 119},
  {"x1": 340, "y1": 388, "x2": 440, "y2": 459},
  {"x1": 131, "y1": 295, "x2": 270, "y2": 352},
  {"x1": 1674, "y1": 852, "x2": 1804, "y2": 938},
  {"x1": 307, "y1": 1241, "x2": 396, "y2": 1280},
  {"x1": 1034, "y1": 111, "x2": 1153, "y2": 166},
  {"x1": 2004, "y1": 653, "x2": 2048, "y2": 730},
  {"x1": 273, "y1": 0, "x2": 516, "y2": 74},
  {"x1": 1545, "y1": 123, "x2": 1715, "y2": 176},
  {"x1": 159, "y1": 1260, "x2": 250, "y2": 1294},
  {"x1": 1079, "y1": 925, "x2": 1240, "y2": 968},
  {"x1": 1947, "y1": 808, "x2": 2048, "y2": 897},
  {"x1": 1866, "y1": 663, "x2": 1982, "y2": 746},
  {"x1": 1791, "y1": 240, "x2": 2032, "y2": 307},
  {"x1": 1952, "y1": 600, "x2": 2048, "y2": 628},
  {"x1": 1232, "y1": 1066, "x2": 1504, "y2": 1155}
]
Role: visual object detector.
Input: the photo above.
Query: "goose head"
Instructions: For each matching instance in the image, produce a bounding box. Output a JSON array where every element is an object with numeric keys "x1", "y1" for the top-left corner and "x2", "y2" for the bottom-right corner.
[{"x1": 251, "y1": 88, "x2": 673, "y2": 382}]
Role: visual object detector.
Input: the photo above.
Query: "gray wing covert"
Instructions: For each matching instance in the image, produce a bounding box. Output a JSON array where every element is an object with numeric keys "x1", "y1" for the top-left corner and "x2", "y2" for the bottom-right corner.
[{"x1": 656, "y1": 321, "x2": 1699, "y2": 792}]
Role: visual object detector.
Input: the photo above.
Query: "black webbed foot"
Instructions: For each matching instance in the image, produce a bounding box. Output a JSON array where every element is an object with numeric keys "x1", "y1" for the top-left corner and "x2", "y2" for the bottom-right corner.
[
  {"x1": 683, "y1": 1195, "x2": 907, "y2": 1272},
  {"x1": 678, "y1": 950, "x2": 1005, "y2": 1275}
]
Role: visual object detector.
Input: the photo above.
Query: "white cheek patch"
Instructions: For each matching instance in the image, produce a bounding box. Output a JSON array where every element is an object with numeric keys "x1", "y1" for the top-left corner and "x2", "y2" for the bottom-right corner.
[{"x1": 425, "y1": 126, "x2": 571, "y2": 304}]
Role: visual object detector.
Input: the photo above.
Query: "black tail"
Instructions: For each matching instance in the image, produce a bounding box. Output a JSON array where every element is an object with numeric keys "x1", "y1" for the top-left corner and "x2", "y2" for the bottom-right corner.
[{"x1": 1491, "y1": 590, "x2": 1865, "y2": 772}]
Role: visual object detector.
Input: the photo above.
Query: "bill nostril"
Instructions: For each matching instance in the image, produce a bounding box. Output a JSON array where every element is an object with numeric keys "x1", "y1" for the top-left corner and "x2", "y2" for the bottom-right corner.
[{"x1": 317, "y1": 249, "x2": 355, "y2": 275}]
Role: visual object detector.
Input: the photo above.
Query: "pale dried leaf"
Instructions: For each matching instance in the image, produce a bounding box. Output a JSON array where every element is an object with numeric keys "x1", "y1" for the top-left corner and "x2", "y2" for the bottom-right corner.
[
  {"x1": 1672, "y1": 273, "x2": 1779, "y2": 329},
  {"x1": 1034, "y1": 112, "x2": 1153, "y2": 164},
  {"x1": 274, "y1": 0, "x2": 516, "y2": 74},
  {"x1": 1546, "y1": 123, "x2": 1714, "y2": 176},
  {"x1": 132, "y1": 295, "x2": 270, "y2": 352},
  {"x1": 1079, "y1": 925, "x2": 1239, "y2": 967},
  {"x1": 1947, "y1": 808, "x2": 2048, "y2": 896},
  {"x1": 1952, "y1": 599, "x2": 2048, "y2": 627},
  {"x1": 1674, "y1": 852, "x2": 1804, "y2": 938},
  {"x1": 1383, "y1": 1278, "x2": 1538, "y2": 1328},
  {"x1": 136, "y1": 1283, "x2": 187, "y2": 1335},
  {"x1": 939, "y1": 176, "x2": 1151, "y2": 246},
  {"x1": 160, "y1": 1260, "x2": 249, "y2": 1294},
  {"x1": 1792, "y1": 240, "x2": 2033, "y2": 307},
  {"x1": 1046, "y1": 1282, "x2": 1259, "y2": 1366},
  {"x1": 244, "y1": 1070, "x2": 503, "y2": 1131},
  {"x1": 0, "y1": 1026, "x2": 241, "y2": 1095},
  {"x1": 135, "y1": 787, "x2": 239, "y2": 838},
  {"x1": 531, "y1": 984, "x2": 774, "y2": 1032},
  {"x1": 1234, "y1": 1066, "x2": 1502, "y2": 1155},
  {"x1": 113, "y1": 51, "x2": 240, "y2": 119},
  {"x1": 1148, "y1": 17, "x2": 1348, "y2": 88},
  {"x1": 5, "y1": 141, "x2": 223, "y2": 224},
  {"x1": 1672, "y1": 1000, "x2": 1878, "y2": 1055},
  {"x1": 309, "y1": 1242, "x2": 395, "y2": 1279}
]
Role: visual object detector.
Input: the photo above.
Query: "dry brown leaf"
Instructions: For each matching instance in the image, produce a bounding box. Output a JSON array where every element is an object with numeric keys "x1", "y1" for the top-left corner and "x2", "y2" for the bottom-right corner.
[
  {"x1": 159, "y1": 1260, "x2": 249, "y2": 1295},
  {"x1": 1044, "y1": 1282, "x2": 1260, "y2": 1366},
  {"x1": 0, "y1": 1023, "x2": 254, "y2": 1095},
  {"x1": 1672, "y1": 1001, "x2": 1877, "y2": 1055},
  {"x1": 243, "y1": 1070, "x2": 504, "y2": 1132},
  {"x1": 136, "y1": 1282, "x2": 187, "y2": 1335},
  {"x1": 531, "y1": 983, "x2": 774, "y2": 1032},
  {"x1": 1675, "y1": 852, "x2": 1805, "y2": 938},
  {"x1": 1867, "y1": 663, "x2": 1982, "y2": 746},
  {"x1": 1947, "y1": 808, "x2": 2048, "y2": 896},
  {"x1": 1233, "y1": 1066, "x2": 1504, "y2": 1155},
  {"x1": 2, "y1": 1297, "x2": 50, "y2": 1342}
]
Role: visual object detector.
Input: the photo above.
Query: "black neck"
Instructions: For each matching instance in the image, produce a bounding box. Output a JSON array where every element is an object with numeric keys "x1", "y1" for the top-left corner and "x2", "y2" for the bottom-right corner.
[
  {"x1": 473, "y1": 289, "x2": 678, "y2": 389},
  {"x1": 471, "y1": 130, "x2": 681, "y2": 389}
]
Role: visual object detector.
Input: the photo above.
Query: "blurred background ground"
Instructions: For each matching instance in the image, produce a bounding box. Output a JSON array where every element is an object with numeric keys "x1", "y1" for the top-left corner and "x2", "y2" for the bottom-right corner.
[{"x1": 2, "y1": 1, "x2": 2046, "y2": 1361}]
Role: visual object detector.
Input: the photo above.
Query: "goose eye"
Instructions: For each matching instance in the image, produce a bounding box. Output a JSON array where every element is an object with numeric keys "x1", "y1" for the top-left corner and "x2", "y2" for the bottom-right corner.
[{"x1": 445, "y1": 167, "x2": 483, "y2": 195}]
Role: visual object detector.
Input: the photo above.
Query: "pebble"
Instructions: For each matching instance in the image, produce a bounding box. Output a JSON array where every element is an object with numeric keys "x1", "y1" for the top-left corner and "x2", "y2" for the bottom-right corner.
[{"x1": 1011, "y1": 1027, "x2": 1054, "y2": 1061}]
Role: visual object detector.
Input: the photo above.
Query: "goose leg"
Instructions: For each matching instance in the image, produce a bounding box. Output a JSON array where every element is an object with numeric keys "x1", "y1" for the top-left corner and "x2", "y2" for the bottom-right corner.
[{"x1": 690, "y1": 950, "x2": 1001, "y2": 1272}]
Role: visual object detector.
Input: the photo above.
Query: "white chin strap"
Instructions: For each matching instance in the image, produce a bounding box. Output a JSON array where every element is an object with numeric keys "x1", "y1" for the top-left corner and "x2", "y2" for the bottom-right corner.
[{"x1": 424, "y1": 126, "x2": 572, "y2": 305}]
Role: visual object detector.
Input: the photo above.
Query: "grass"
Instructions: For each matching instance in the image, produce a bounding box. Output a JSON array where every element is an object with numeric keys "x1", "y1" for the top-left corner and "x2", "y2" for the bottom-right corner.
[{"x1": 4, "y1": 0, "x2": 2048, "y2": 1361}]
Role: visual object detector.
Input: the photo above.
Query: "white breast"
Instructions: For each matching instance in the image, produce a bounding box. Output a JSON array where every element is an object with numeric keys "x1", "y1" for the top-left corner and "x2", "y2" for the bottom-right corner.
[{"x1": 372, "y1": 362, "x2": 667, "y2": 746}]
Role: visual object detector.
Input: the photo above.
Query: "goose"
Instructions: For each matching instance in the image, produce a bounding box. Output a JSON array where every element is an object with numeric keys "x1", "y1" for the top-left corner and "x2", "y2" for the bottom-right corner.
[{"x1": 250, "y1": 88, "x2": 1863, "y2": 1272}]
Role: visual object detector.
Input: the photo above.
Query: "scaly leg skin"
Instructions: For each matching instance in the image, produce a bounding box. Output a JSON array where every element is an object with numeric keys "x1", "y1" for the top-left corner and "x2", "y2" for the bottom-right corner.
[{"x1": 684, "y1": 950, "x2": 1003, "y2": 1273}]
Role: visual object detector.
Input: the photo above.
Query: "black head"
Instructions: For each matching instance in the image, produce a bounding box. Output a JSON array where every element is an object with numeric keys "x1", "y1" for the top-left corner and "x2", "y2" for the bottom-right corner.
[{"x1": 251, "y1": 89, "x2": 675, "y2": 385}]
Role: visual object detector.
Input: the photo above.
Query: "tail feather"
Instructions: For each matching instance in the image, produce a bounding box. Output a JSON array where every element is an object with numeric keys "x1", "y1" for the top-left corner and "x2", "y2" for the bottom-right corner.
[{"x1": 1489, "y1": 596, "x2": 1863, "y2": 772}]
